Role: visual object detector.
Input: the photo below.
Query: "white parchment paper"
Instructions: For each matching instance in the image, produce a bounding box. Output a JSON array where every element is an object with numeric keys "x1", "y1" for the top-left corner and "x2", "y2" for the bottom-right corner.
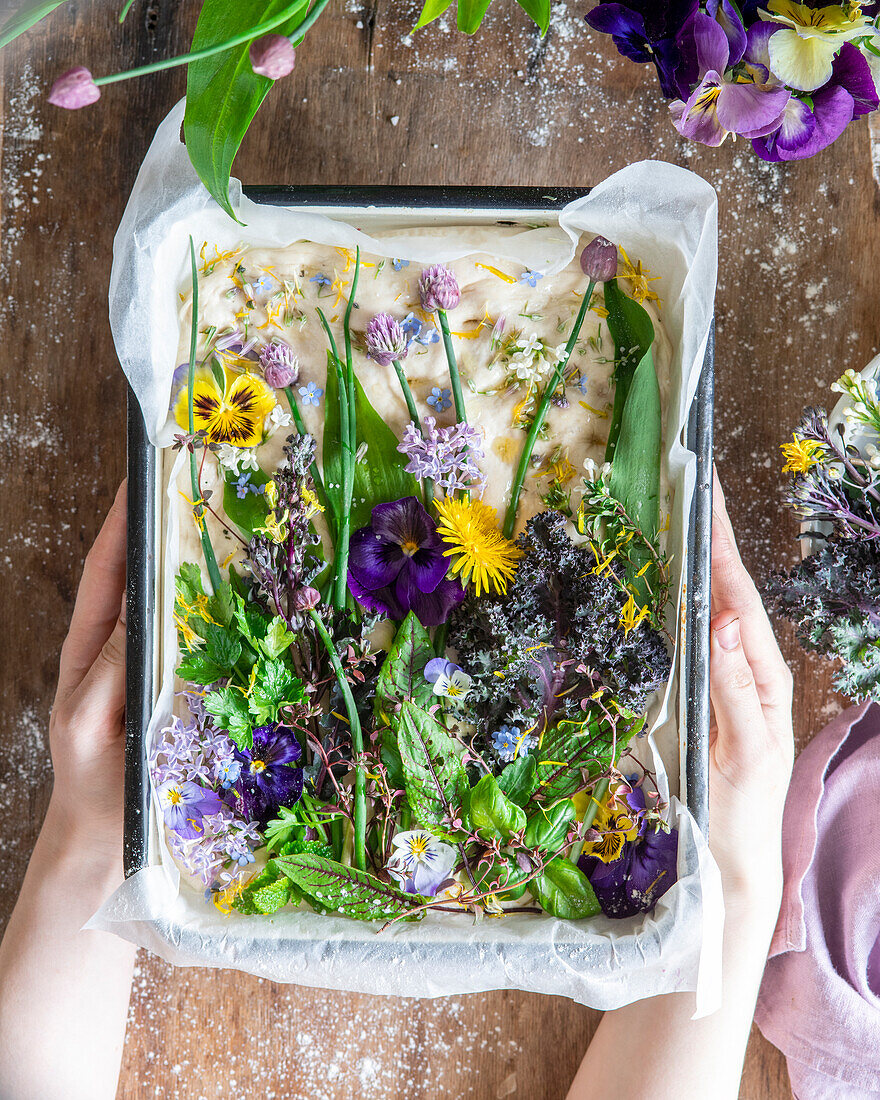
[{"x1": 94, "y1": 100, "x2": 723, "y2": 1017}]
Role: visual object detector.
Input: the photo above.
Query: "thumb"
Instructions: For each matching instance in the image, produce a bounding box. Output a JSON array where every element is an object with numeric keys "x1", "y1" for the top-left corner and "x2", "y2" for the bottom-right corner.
[
  {"x1": 65, "y1": 593, "x2": 127, "y2": 737},
  {"x1": 709, "y1": 612, "x2": 766, "y2": 782}
]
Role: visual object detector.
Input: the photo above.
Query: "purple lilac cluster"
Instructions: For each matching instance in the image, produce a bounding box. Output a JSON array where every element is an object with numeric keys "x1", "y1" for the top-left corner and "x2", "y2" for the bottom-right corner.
[
  {"x1": 397, "y1": 416, "x2": 488, "y2": 495},
  {"x1": 168, "y1": 810, "x2": 262, "y2": 889},
  {"x1": 586, "y1": 1, "x2": 880, "y2": 161}
]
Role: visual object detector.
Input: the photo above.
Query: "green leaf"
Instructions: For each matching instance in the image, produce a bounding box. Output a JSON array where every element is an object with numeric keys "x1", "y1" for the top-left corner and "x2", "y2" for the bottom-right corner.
[
  {"x1": 232, "y1": 593, "x2": 270, "y2": 648},
  {"x1": 496, "y1": 753, "x2": 539, "y2": 808},
  {"x1": 232, "y1": 860, "x2": 297, "y2": 914},
  {"x1": 481, "y1": 854, "x2": 529, "y2": 901},
  {"x1": 536, "y1": 711, "x2": 640, "y2": 802},
  {"x1": 374, "y1": 613, "x2": 436, "y2": 725},
  {"x1": 278, "y1": 854, "x2": 422, "y2": 921},
  {"x1": 530, "y1": 858, "x2": 600, "y2": 919},
  {"x1": 513, "y1": 0, "x2": 550, "y2": 33},
  {"x1": 207, "y1": 581, "x2": 235, "y2": 628},
  {"x1": 260, "y1": 616, "x2": 297, "y2": 659},
  {"x1": 176, "y1": 652, "x2": 227, "y2": 685},
  {"x1": 203, "y1": 622, "x2": 243, "y2": 670},
  {"x1": 323, "y1": 361, "x2": 420, "y2": 534},
  {"x1": 603, "y1": 278, "x2": 655, "y2": 462},
  {"x1": 413, "y1": 0, "x2": 454, "y2": 30},
  {"x1": 467, "y1": 774, "x2": 527, "y2": 840},
  {"x1": 175, "y1": 562, "x2": 206, "y2": 605},
  {"x1": 396, "y1": 701, "x2": 469, "y2": 840},
  {"x1": 457, "y1": 0, "x2": 492, "y2": 33},
  {"x1": 608, "y1": 349, "x2": 662, "y2": 540},
  {"x1": 222, "y1": 467, "x2": 270, "y2": 539},
  {"x1": 184, "y1": 0, "x2": 310, "y2": 221},
  {"x1": 249, "y1": 657, "x2": 305, "y2": 723},
  {"x1": 0, "y1": 0, "x2": 67, "y2": 49},
  {"x1": 524, "y1": 799, "x2": 576, "y2": 853},
  {"x1": 204, "y1": 685, "x2": 253, "y2": 748}
]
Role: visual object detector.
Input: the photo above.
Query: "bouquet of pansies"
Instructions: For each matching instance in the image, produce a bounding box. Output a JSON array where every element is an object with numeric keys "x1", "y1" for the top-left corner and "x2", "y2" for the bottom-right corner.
[
  {"x1": 155, "y1": 233, "x2": 680, "y2": 927},
  {"x1": 586, "y1": 1, "x2": 880, "y2": 161},
  {"x1": 768, "y1": 365, "x2": 880, "y2": 698}
]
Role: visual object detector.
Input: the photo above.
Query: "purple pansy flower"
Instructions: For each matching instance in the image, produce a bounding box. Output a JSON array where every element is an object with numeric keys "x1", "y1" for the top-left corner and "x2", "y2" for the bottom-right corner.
[
  {"x1": 585, "y1": 0, "x2": 699, "y2": 99},
  {"x1": 347, "y1": 496, "x2": 466, "y2": 627},
  {"x1": 670, "y1": 11, "x2": 790, "y2": 147},
  {"x1": 157, "y1": 779, "x2": 224, "y2": 839},
  {"x1": 751, "y1": 43, "x2": 879, "y2": 162},
  {"x1": 579, "y1": 825, "x2": 679, "y2": 918},
  {"x1": 229, "y1": 722, "x2": 304, "y2": 824}
]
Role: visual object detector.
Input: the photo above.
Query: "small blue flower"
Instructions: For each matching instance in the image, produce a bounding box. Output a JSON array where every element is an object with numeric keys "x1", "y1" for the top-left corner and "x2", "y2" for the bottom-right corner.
[
  {"x1": 299, "y1": 382, "x2": 324, "y2": 407},
  {"x1": 401, "y1": 311, "x2": 440, "y2": 347},
  {"x1": 491, "y1": 724, "x2": 536, "y2": 763},
  {"x1": 574, "y1": 373, "x2": 590, "y2": 396},
  {"x1": 426, "y1": 386, "x2": 452, "y2": 412},
  {"x1": 309, "y1": 273, "x2": 332, "y2": 287},
  {"x1": 520, "y1": 270, "x2": 544, "y2": 288},
  {"x1": 235, "y1": 473, "x2": 253, "y2": 499},
  {"x1": 216, "y1": 757, "x2": 243, "y2": 790},
  {"x1": 251, "y1": 273, "x2": 278, "y2": 296},
  {"x1": 391, "y1": 258, "x2": 410, "y2": 271}
]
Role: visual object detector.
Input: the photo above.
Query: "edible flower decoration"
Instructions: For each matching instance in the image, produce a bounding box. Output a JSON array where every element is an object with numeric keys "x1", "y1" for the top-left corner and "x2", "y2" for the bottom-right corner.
[
  {"x1": 424, "y1": 657, "x2": 473, "y2": 700},
  {"x1": 229, "y1": 723, "x2": 304, "y2": 825},
  {"x1": 157, "y1": 779, "x2": 224, "y2": 838},
  {"x1": 760, "y1": 0, "x2": 870, "y2": 92},
  {"x1": 347, "y1": 496, "x2": 466, "y2": 626},
  {"x1": 386, "y1": 830, "x2": 457, "y2": 896},
  {"x1": 174, "y1": 366, "x2": 275, "y2": 447},
  {"x1": 434, "y1": 497, "x2": 522, "y2": 597}
]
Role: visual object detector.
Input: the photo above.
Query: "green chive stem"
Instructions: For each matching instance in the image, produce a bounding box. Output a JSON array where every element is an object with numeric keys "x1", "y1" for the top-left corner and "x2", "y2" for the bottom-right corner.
[
  {"x1": 392, "y1": 359, "x2": 421, "y2": 429},
  {"x1": 437, "y1": 310, "x2": 467, "y2": 424},
  {"x1": 502, "y1": 279, "x2": 595, "y2": 540},
  {"x1": 308, "y1": 608, "x2": 367, "y2": 872},
  {"x1": 569, "y1": 775, "x2": 609, "y2": 865},
  {"x1": 317, "y1": 310, "x2": 352, "y2": 610}
]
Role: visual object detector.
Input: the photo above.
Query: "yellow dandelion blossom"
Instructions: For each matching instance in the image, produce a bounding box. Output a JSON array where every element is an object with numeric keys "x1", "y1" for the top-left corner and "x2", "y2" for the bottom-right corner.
[
  {"x1": 434, "y1": 497, "x2": 522, "y2": 597},
  {"x1": 174, "y1": 366, "x2": 275, "y2": 448},
  {"x1": 619, "y1": 592, "x2": 651, "y2": 635},
  {"x1": 780, "y1": 433, "x2": 824, "y2": 475},
  {"x1": 618, "y1": 246, "x2": 661, "y2": 307}
]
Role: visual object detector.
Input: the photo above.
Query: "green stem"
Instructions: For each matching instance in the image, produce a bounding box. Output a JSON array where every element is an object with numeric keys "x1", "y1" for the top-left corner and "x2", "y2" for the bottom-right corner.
[
  {"x1": 437, "y1": 311, "x2": 467, "y2": 424},
  {"x1": 317, "y1": 310, "x2": 352, "y2": 610},
  {"x1": 433, "y1": 622, "x2": 448, "y2": 658},
  {"x1": 187, "y1": 238, "x2": 222, "y2": 594},
  {"x1": 569, "y1": 776, "x2": 609, "y2": 865},
  {"x1": 283, "y1": 385, "x2": 331, "y2": 518},
  {"x1": 308, "y1": 609, "x2": 367, "y2": 872},
  {"x1": 392, "y1": 359, "x2": 421, "y2": 429},
  {"x1": 118, "y1": 0, "x2": 136, "y2": 23},
  {"x1": 502, "y1": 279, "x2": 595, "y2": 539},
  {"x1": 94, "y1": 0, "x2": 312, "y2": 85}
]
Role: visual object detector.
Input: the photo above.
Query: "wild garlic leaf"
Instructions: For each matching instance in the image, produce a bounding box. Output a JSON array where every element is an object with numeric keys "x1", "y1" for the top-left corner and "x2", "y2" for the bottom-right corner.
[
  {"x1": 278, "y1": 854, "x2": 422, "y2": 921},
  {"x1": 396, "y1": 701, "x2": 469, "y2": 840},
  {"x1": 0, "y1": 0, "x2": 67, "y2": 50},
  {"x1": 608, "y1": 349, "x2": 662, "y2": 540},
  {"x1": 513, "y1": 0, "x2": 550, "y2": 34},
  {"x1": 413, "y1": 0, "x2": 453, "y2": 31},
  {"x1": 222, "y1": 467, "x2": 270, "y2": 540},
  {"x1": 603, "y1": 278, "x2": 655, "y2": 462},
  {"x1": 456, "y1": 0, "x2": 492, "y2": 33}
]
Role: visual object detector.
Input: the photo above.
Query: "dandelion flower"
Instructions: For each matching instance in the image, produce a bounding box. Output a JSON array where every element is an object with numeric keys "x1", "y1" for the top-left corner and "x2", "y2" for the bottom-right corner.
[
  {"x1": 434, "y1": 497, "x2": 522, "y2": 596},
  {"x1": 780, "y1": 433, "x2": 825, "y2": 475}
]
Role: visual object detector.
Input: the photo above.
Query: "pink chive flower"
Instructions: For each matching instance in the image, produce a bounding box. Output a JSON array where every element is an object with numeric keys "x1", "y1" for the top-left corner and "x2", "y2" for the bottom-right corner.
[
  {"x1": 365, "y1": 313, "x2": 408, "y2": 366},
  {"x1": 580, "y1": 236, "x2": 618, "y2": 282},
  {"x1": 418, "y1": 264, "x2": 461, "y2": 313},
  {"x1": 259, "y1": 340, "x2": 300, "y2": 388},
  {"x1": 48, "y1": 67, "x2": 101, "y2": 109},
  {"x1": 249, "y1": 35, "x2": 297, "y2": 80}
]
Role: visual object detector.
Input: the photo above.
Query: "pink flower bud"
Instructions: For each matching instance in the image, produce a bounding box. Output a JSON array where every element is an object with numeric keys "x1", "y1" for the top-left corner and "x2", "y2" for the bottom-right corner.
[
  {"x1": 259, "y1": 340, "x2": 300, "y2": 388},
  {"x1": 292, "y1": 586, "x2": 320, "y2": 611},
  {"x1": 579, "y1": 236, "x2": 618, "y2": 282},
  {"x1": 366, "y1": 313, "x2": 408, "y2": 366},
  {"x1": 48, "y1": 67, "x2": 101, "y2": 110},
  {"x1": 249, "y1": 35, "x2": 296, "y2": 80},
  {"x1": 418, "y1": 264, "x2": 461, "y2": 313}
]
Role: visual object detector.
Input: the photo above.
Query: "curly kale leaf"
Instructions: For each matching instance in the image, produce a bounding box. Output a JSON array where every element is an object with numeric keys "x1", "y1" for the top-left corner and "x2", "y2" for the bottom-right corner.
[
  {"x1": 447, "y1": 511, "x2": 671, "y2": 738},
  {"x1": 766, "y1": 537, "x2": 880, "y2": 701}
]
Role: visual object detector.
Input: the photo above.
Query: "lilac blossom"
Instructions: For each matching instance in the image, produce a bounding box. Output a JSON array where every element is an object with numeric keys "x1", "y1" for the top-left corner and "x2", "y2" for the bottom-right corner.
[
  {"x1": 397, "y1": 416, "x2": 487, "y2": 495},
  {"x1": 347, "y1": 496, "x2": 466, "y2": 627},
  {"x1": 366, "y1": 313, "x2": 408, "y2": 366},
  {"x1": 169, "y1": 808, "x2": 262, "y2": 888}
]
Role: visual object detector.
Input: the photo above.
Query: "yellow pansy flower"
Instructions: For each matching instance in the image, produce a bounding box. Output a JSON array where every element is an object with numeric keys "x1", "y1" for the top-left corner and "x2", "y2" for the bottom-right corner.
[
  {"x1": 174, "y1": 366, "x2": 275, "y2": 448},
  {"x1": 762, "y1": 1, "x2": 870, "y2": 91}
]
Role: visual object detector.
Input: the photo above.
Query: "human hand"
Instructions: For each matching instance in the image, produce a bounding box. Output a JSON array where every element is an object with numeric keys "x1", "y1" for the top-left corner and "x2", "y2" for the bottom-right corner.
[
  {"x1": 47, "y1": 481, "x2": 128, "y2": 871},
  {"x1": 709, "y1": 470, "x2": 794, "y2": 911}
]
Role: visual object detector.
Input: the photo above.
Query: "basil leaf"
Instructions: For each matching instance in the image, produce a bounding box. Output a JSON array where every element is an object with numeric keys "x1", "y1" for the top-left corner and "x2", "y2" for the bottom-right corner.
[
  {"x1": 184, "y1": 0, "x2": 310, "y2": 221},
  {"x1": 0, "y1": 0, "x2": 66, "y2": 49},
  {"x1": 603, "y1": 278, "x2": 655, "y2": 462},
  {"x1": 396, "y1": 701, "x2": 469, "y2": 840},
  {"x1": 496, "y1": 753, "x2": 539, "y2": 807},
  {"x1": 323, "y1": 359, "x2": 420, "y2": 534},
  {"x1": 609, "y1": 349, "x2": 662, "y2": 540},
  {"x1": 278, "y1": 853, "x2": 422, "y2": 921},
  {"x1": 524, "y1": 799, "x2": 576, "y2": 853},
  {"x1": 457, "y1": 0, "x2": 492, "y2": 33},
  {"x1": 222, "y1": 467, "x2": 270, "y2": 539},
  {"x1": 413, "y1": 0, "x2": 454, "y2": 30},
  {"x1": 530, "y1": 858, "x2": 600, "y2": 920},
  {"x1": 513, "y1": 0, "x2": 550, "y2": 33},
  {"x1": 467, "y1": 774, "x2": 527, "y2": 840}
]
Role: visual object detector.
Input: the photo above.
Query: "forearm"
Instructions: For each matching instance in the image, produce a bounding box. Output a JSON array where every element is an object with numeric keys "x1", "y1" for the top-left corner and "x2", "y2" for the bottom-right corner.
[
  {"x1": 0, "y1": 799, "x2": 135, "y2": 1100},
  {"x1": 567, "y1": 868, "x2": 782, "y2": 1100}
]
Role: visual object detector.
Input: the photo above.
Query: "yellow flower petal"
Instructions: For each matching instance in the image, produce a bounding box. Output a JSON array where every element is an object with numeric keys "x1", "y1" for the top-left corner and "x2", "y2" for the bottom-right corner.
[
  {"x1": 174, "y1": 367, "x2": 275, "y2": 447},
  {"x1": 434, "y1": 497, "x2": 522, "y2": 597},
  {"x1": 767, "y1": 26, "x2": 836, "y2": 91}
]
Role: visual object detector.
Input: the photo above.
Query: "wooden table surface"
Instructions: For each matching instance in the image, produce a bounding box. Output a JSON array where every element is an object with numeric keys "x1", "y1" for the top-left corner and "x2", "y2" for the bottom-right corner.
[{"x1": 1, "y1": 1, "x2": 871, "y2": 1096}]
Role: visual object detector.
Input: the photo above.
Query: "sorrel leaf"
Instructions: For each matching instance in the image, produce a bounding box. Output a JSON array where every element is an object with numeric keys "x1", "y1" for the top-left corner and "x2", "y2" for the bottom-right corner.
[
  {"x1": 374, "y1": 612, "x2": 436, "y2": 725},
  {"x1": 467, "y1": 774, "x2": 527, "y2": 840},
  {"x1": 396, "y1": 701, "x2": 469, "y2": 839},
  {"x1": 0, "y1": 0, "x2": 66, "y2": 49},
  {"x1": 609, "y1": 349, "x2": 662, "y2": 540},
  {"x1": 277, "y1": 853, "x2": 421, "y2": 920},
  {"x1": 530, "y1": 858, "x2": 600, "y2": 919},
  {"x1": 323, "y1": 360, "x2": 420, "y2": 534},
  {"x1": 603, "y1": 278, "x2": 655, "y2": 462},
  {"x1": 535, "y1": 711, "x2": 641, "y2": 802},
  {"x1": 184, "y1": 0, "x2": 310, "y2": 221}
]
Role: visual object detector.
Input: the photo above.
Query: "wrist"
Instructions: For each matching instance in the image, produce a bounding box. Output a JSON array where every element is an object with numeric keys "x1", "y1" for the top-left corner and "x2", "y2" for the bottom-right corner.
[{"x1": 38, "y1": 797, "x2": 124, "y2": 892}]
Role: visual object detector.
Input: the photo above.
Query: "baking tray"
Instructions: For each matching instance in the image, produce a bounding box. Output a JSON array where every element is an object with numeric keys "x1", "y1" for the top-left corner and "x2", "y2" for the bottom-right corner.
[{"x1": 124, "y1": 185, "x2": 713, "y2": 884}]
